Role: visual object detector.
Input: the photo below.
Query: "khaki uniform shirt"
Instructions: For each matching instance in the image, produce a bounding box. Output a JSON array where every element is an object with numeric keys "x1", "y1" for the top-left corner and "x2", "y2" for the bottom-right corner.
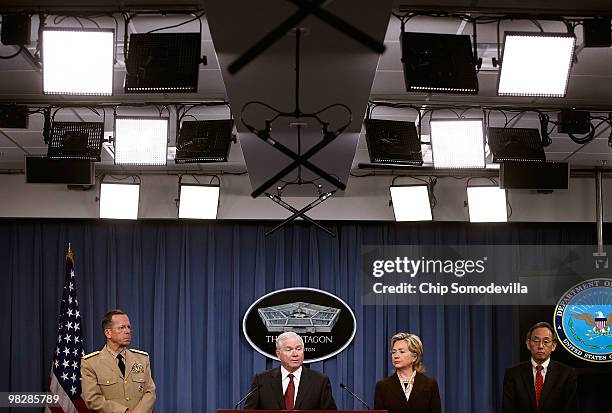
[{"x1": 81, "y1": 345, "x2": 156, "y2": 413}]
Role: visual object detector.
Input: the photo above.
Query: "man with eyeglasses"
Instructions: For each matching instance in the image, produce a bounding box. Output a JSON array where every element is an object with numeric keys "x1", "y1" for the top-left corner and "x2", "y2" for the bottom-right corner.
[
  {"x1": 244, "y1": 331, "x2": 337, "y2": 410},
  {"x1": 502, "y1": 321, "x2": 577, "y2": 413},
  {"x1": 81, "y1": 309, "x2": 156, "y2": 413}
]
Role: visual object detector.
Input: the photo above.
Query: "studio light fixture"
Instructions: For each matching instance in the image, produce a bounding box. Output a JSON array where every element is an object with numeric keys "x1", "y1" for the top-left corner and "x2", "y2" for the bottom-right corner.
[
  {"x1": 99, "y1": 182, "x2": 140, "y2": 220},
  {"x1": 175, "y1": 119, "x2": 234, "y2": 163},
  {"x1": 1, "y1": 14, "x2": 31, "y2": 45},
  {"x1": 114, "y1": 117, "x2": 168, "y2": 166},
  {"x1": 487, "y1": 127, "x2": 546, "y2": 163},
  {"x1": 467, "y1": 186, "x2": 508, "y2": 223},
  {"x1": 239, "y1": 27, "x2": 347, "y2": 237},
  {"x1": 364, "y1": 119, "x2": 423, "y2": 165},
  {"x1": 47, "y1": 121, "x2": 105, "y2": 161},
  {"x1": 400, "y1": 32, "x2": 478, "y2": 94},
  {"x1": 0, "y1": 104, "x2": 28, "y2": 128},
  {"x1": 583, "y1": 18, "x2": 611, "y2": 47},
  {"x1": 390, "y1": 184, "x2": 432, "y2": 221},
  {"x1": 178, "y1": 183, "x2": 220, "y2": 219},
  {"x1": 42, "y1": 28, "x2": 114, "y2": 96},
  {"x1": 124, "y1": 33, "x2": 202, "y2": 93},
  {"x1": 430, "y1": 119, "x2": 485, "y2": 168},
  {"x1": 497, "y1": 32, "x2": 575, "y2": 97}
]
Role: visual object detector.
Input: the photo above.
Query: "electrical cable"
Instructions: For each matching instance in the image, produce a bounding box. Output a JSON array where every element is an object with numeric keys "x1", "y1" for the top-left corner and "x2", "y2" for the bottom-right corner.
[
  {"x1": 147, "y1": 12, "x2": 204, "y2": 34},
  {"x1": 0, "y1": 46, "x2": 24, "y2": 59}
]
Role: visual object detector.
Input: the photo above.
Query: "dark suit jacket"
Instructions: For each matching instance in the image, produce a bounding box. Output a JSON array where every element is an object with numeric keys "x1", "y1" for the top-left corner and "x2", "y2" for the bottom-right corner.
[
  {"x1": 243, "y1": 366, "x2": 337, "y2": 410},
  {"x1": 502, "y1": 360, "x2": 577, "y2": 413},
  {"x1": 374, "y1": 372, "x2": 441, "y2": 413}
]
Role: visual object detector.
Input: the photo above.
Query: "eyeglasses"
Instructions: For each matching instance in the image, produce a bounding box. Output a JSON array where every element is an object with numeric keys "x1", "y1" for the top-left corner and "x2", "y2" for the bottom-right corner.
[
  {"x1": 530, "y1": 338, "x2": 554, "y2": 346},
  {"x1": 109, "y1": 325, "x2": 131, "y2": 332}
]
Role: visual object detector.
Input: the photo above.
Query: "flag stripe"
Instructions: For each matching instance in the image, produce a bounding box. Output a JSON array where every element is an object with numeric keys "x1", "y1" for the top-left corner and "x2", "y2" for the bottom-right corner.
[{"x1": 49, "y1": 373, "x2": 78, "y2": 413}]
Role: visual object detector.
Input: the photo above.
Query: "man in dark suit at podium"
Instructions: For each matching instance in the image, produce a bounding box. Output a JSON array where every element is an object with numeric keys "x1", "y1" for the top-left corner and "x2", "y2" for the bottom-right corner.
[
  {"x1": 502, "y1": 321, "x2": 577, "y2": 413},
  {"x1": 244, "y1": 331, "x2": 337, "y2": 410}
]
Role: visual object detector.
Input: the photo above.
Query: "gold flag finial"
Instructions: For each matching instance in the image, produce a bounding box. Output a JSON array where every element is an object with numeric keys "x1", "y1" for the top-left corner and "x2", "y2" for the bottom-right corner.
[{"x1": 66, "y1": 242, "x2": 74, "y2": 262}]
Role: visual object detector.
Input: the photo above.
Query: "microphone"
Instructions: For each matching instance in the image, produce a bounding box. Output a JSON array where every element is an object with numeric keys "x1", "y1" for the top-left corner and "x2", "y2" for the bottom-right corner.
[
  {"x1": 339, "y1": 383, "x2": 370, "y2": 410},
  {"x1": 234, "y1": 384, "x2": 261, "y2": 409}
]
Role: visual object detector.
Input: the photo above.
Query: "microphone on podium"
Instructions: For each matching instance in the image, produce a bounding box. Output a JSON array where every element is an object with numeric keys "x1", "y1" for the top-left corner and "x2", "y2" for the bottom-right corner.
[
  {"x1": 234, "y1": 384, "x2": 262, "y2": 409},
  {"x1": 339, "y1": 383, "x2": 370, "y2": 409}
]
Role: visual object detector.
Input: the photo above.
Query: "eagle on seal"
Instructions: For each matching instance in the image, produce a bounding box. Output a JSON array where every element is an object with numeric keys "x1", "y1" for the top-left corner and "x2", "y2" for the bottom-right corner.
[{"x1": 571, "y1": 311, "x2": 612, "y2": 333}]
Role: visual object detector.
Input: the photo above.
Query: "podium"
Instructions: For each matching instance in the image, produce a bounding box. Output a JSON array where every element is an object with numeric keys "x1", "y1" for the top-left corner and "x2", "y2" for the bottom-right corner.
[{"x1": 218, "y1": 411, "x2": 387, "y2": 413}]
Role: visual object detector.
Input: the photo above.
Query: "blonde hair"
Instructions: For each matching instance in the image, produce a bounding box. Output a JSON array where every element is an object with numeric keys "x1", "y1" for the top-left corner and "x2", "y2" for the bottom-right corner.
[{"x1": 391, "y1": 332, "x2": 426, "y2": 373}]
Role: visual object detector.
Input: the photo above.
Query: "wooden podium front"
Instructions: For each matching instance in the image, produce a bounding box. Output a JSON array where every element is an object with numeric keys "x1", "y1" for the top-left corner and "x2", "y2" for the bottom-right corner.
[{"x1": 218, "y1": 410, "x2": 387, "y2": 413}]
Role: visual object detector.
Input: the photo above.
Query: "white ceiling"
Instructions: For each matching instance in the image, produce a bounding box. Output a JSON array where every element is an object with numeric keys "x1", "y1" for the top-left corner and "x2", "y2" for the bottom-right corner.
[{"x1": 0, "y1": 0, "x2": 612, "y2": 195}]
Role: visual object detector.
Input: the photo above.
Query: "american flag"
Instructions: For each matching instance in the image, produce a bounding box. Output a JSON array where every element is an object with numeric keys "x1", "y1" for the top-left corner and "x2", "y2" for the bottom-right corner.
[
  {"x1": 45, "y1": 246, "x2": 89, "y2": 413},
  {"x1": 595, "y1": 316, "x2": 607, "y2": 330}
]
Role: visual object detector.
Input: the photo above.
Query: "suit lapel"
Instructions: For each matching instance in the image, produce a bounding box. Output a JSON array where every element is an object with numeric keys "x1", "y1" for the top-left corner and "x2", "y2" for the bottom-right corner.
[
  {"x1": 519, "y1": 362, "x2": 538, "y2": 412},
  {"x1": 392, "y1": 374, "x2": 411, "y2": 410},
  {"x1": 293, "y1": 367, "x2": 308, "y2": 410},
  {"x1": 271, "y1": 367, "x2": 285, "y2": 409},
  {"x1": 406, "y1": 373, "x2": 425, "y2": 410},
  {"x1": 539, "y1": 360, "x2": 558, "y2": 410}
]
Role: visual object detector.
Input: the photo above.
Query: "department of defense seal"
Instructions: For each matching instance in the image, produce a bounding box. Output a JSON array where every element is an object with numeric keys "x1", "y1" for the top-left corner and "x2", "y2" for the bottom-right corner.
[{"x1": 554, "y1": 278, "x2": 612, "y2": 363}]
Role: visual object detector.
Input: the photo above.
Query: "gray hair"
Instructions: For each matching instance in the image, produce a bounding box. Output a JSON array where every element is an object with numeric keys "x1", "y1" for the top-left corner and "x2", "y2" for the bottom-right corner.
[
  {"x1": 275, "y1": 331, "x2": 304, "y2": 350},
  {"x1": 526, "y1": 321, "x2": 557, "y2": 342}
]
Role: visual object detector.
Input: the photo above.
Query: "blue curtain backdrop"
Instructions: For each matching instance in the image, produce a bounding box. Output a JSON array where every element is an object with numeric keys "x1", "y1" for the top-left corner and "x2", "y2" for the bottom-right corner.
[{"x1": 0, "y1": 220, "x2": 600, "y2": 412}]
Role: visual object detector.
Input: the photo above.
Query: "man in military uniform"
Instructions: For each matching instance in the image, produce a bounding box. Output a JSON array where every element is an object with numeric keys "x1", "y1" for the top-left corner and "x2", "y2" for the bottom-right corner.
[{"x1": 81, "y1": 310, "x2": 156, "y2": 413}]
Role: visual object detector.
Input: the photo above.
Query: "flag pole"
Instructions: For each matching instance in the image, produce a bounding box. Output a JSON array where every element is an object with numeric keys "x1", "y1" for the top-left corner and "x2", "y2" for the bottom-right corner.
[{"x1": 47, "y1": 244, "x2": 88, "y2": 412}]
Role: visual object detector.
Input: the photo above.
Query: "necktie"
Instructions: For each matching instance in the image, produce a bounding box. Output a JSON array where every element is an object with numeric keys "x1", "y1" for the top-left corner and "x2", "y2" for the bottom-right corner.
[
  {"x1": 117, "y1": 354, "x2": 126, "y2": 377},
  {"x1": 535, "y1": 365, "x2": 543, "y2": 410},
  {"x1": 284, "y1": 373, "x2": 295, "y2": 410}
]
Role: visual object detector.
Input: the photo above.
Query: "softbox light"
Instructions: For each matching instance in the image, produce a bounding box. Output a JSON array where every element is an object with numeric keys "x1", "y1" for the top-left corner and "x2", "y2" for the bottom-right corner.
[
  {"x1": 364, "y1": 119, "x2": 423, "y2": 165},
  {"x1": 430, "y1": 119, "x2": 485, "y2": 168},
  {"x1": 390, "y1": 185, "x2": 432, "y2": 221},
  {"x1": 42, "y1": 28, "x2": 114, "y2": 96},
  {"x1": 114, "y1": 117, "x2": 168, "y2": 166},
  {"x1": 99, "y1": 182, "x2": 140, "y2": 220},
  {"x1": 401, "y1": 32, "x2": 478, "y2": 94},
  {"x1": 487, "y1": 127, "x2": 546, "y2": 163},
  {"x1": 47, "y1": 121, "x2": 105, "y2": 161},
  {"x1": 497, "y1": 32, "x2": 575, "y2": 97},
  {"x1": 124, "y1": 33, "x2": 201, "y2": 93},
  {"x1": 178, "y1": 184, "x2": 220, "y2": 219},
  {"x1": 467, "y1": 186, "x2": 508, "y2": 223},
  {"x1": 175, "y1": 120, "x2": 233, "y2": 163}
]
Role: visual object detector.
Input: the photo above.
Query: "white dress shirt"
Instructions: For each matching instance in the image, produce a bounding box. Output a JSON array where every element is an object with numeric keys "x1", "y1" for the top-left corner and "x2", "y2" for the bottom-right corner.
[
  {"x1": 531, "y1": 357, "x2": 551, "y2": 382},
  {"x1": 397, "y1": 370, "x2": 417, "y2": 402},
  {"x1": 281, "y1": 365, "x2": 302, "y2": 405}
]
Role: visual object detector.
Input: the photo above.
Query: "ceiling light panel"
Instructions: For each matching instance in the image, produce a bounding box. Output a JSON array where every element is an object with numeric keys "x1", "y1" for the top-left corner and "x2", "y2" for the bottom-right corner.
[
  {"x1": 497, "y1": 32, "x2": 575, "y2": 97},
  {"x1": 179, "y1": 184, "x2": 220, "y2": 219},
  {"x1": 99, "y1": 183, "x2": 140, "y2": 220},
  {"x1": 124, "y1": 33, "x2": 201, "y2": 93},
  {"x1": 43, "y1": 28, "x2": 114, "y2": 96},
  {"x1": 390, "y1": 185, "x2": 432, "y2": 221},
  {"x1": 430, "y1": 119, "x2": 485, "y2": 168},
  {"x1": 467, "y1": 186, "x2": 508, "y2": 223},
  {"x1": 401, "y1": 32, "x2": 478, "y2": 94},
  {"x1": 114, "y1": 117, "x2": 168, "y2": 166}
]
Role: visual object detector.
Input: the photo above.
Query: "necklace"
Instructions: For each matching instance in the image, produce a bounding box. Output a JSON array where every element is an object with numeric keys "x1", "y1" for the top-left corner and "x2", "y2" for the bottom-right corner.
[{"x1": 397, "y1": 370, "x2": 416, "y2": 389}]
